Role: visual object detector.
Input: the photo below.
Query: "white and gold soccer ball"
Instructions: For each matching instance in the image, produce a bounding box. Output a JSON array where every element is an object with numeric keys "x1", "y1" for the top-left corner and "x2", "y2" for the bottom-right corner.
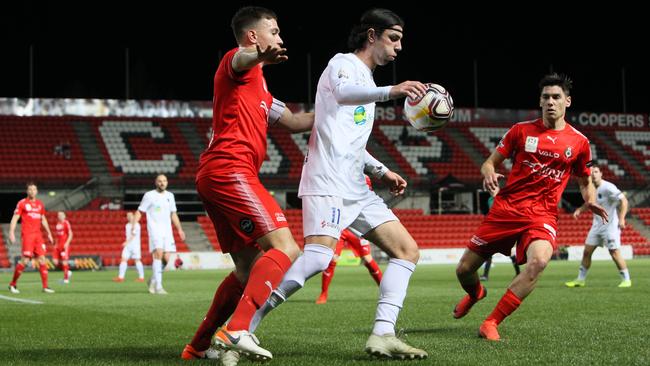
[{"x1": 403, "y1": 83, "x2": 454, "y2": 132}]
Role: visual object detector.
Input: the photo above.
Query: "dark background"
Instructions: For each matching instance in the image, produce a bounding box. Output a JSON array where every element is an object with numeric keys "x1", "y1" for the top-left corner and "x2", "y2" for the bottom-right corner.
[{"x1": 2, "y1": 1, "x2": 648, "y2": 112}]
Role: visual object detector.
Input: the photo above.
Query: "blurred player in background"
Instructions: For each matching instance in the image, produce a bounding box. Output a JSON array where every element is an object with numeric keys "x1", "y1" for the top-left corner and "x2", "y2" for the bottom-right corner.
[
  {"x1": 479, "y1": 186, "x2": 520, "y2": 281},
  {"x1": 114, "y1": 211, "x2": 145, "y2": 282},
  {"x1": 133, "y1": 174, "x2": 185, "y2": 295},
  {"x1": 251, "y1": 8, "x2": 429, "y2": 360},
  {"x1": 453, "y1": 73, "x2": 608, "y2": 341},
  {"x1": 182, "y1": 6, "x2": 314, "y2": 363},
  {"x1": 565, "y1": 164, "x2": 631, "y2": 288},
  {"x1": 316, "y1": 227, "x2": 382, "y2": 304},
  {"x1": 8, "y1": 182, "x2": 55, "y2": 294},
  {"x1": 317, "y1": 176, "x2": 382, "y2": 304},
  {"x1": 52, "y1": 211, "x2": 73, "y2": 284}
]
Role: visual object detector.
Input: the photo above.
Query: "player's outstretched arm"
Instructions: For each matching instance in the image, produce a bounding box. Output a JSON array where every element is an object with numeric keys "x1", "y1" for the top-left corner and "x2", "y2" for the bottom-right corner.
[
  {"x1": 577, "y1": 175, "x2": 608, "y2": 223},
  {"x1": 481, "y1": 150, "x2": 505, "y2": 193},
  {"x1": 388, "y1": 81, "x2": 427, "y2": 100},
  {"x1": 232, "y1": 44, "x2": 288, "y2": 72},
  {"x1": 276, "y1": 108, "x2": 314, "y2": 133}
]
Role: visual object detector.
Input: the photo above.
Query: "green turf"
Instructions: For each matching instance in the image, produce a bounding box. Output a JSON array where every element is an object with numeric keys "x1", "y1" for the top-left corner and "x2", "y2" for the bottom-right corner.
[{"x1": 1, "y1": 259, "x2": 649, "y2": 365}]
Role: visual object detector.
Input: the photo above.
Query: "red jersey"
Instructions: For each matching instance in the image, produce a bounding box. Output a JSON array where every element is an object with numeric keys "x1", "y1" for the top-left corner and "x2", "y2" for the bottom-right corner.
[
  {"x1": 14, "y1": 198, "x2": 45, "y2": 236},
  {"x1": 56, "y1": 220, "x2": 72, "y2": 248},
  {"x1": 494, "y1": 119, "x2": 591, "y2": 217},
  {"x1": 197, "y1": 48, "x2": 274, "y2": 181}
]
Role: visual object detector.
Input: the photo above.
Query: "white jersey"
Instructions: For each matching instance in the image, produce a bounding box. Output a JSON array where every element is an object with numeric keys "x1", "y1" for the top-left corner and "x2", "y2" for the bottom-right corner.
[
  {"x1": 137, "y1": 190, "x2": 177, "y2": 240},
  {"x1": 125, "y1": 222, "x2": 141, "y2": 249},
  {"x1": 591, "y1": 180, "x2": 623, "y2": 231},
  {"x1": 299, "y1": 53, "x2": 388, "y2": 199}
]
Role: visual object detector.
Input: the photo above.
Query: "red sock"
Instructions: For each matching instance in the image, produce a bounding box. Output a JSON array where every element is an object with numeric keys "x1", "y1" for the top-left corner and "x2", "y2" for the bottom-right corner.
[
  {"x1": 190, "y1": 272, "x2": 244, "y2": 351},
  {"x1": 363, "y1": 259, "x2": 382, "y2": 285},
  {"x1": 63, "y1": 264, "x2": 70, "y2": 280},
  {"x1": 227, "y1": 249, "x2": 292, "y2": 331},
  {"x1": 10, "y1": 262, "x2": 25, "y2": 286},
  {"x1": 461, "y1": 279, "x2": 483, "y2": 299},
  {"x1": 39, "y1": 263, "x2": 49, "y2": 288},
  {"x1": 321, "y1": 260, "x2": 337, "y2": 295},
  {"x1": 486, "y1": 289, "x2": 522, "y2": 325}
]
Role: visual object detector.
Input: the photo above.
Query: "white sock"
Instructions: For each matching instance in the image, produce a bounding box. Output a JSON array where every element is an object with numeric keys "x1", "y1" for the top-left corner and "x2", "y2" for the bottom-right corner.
[
  {"x1": 277, "y1": 244, "x2": 334, "y2": 298},
  {"x1": 578, "y1": 265, "x2": 588, "y2": 281},
  {"x1": 372, "y1": 258, "x2": 416, "y2": 336},
  {"x1": 620, "y1": 268, "x2": 630, "y2": 281},
  {"x1": 118, "y1": 261, "x2": 127, "y2": 279},
  {"x1": 153, "y1": 259, "x2": 163, "y2": 289},
  {"x1": 250, "y1": 244, "x2": 333, "y2": 333},
  {"x1": 135, "y1": 261, "x2": 145, "y2": 279}
]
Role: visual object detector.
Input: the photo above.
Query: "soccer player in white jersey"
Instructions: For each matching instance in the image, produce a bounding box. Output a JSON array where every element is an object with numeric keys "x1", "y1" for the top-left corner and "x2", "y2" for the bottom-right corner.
[
  {"x1": 113, "y1": 212, "x2": 145, "y2": 282},
  {"x1": 251, "y1": 8, "x2": 428, "y2": 359},
  {"x1": 133, "y1": 174, "x2": 185, "y2": 294},
  {"x1": 566, "y1": 165, "x2": 631, "y2": 288}
]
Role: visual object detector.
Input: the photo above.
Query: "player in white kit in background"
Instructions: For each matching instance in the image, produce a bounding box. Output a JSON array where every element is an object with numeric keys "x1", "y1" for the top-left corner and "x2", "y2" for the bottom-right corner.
[
  {"x1": 251, "y1": 8, "x2": 429, "y2": 359},
  {"x1": 565, "y1": 164, "x2": 631, "y2": 288},
  {"x1": 133, "y1": 174, "x2": 185, "y2": 294},
  {"x1": 114, "y1": 211, "x2": 145, "y2": 282}
]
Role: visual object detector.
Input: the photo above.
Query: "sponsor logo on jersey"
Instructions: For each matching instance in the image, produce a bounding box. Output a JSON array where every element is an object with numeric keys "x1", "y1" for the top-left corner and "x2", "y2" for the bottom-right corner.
[
  {"x1": 522, "y1": 160, "x2": 566, "y2": 182},
  {"x1": 547, "y1": 135, "x2": 558, "y2": 144},
  {"x1": 524, "y1": 136, "x2": 539, "y2": 153},
  {"x1": 538, "y1": 150, "x2": 560, "y2": 159},
  {"x1": 239, "y1": 218, "x2": 255, "y2": 234},
  {"x1": 275, "y1": 212, "x2": 287, "y2": 222},
  {"x1": 320, "y1": 220, "x2": 341, "y2": 231},
  {"x1": 353, "y1": 106, "x2": 367, "y2": 125}
]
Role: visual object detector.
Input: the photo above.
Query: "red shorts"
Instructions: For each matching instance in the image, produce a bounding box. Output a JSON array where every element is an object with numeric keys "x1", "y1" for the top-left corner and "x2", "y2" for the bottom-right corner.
[
  {"x1": 52, "y1": 246, "x2": 70, "y2": 261},
  {"x1": 22, "y1": 233, "x2": 47, "y2": 257},
  {"x1": 467, "y1": 205, "x2": 558, "y2": 265},
  {"x1": 197, "y1": 174, "x2": 289, "y2": 254},
  {"x1": 335, "y1": 229, "x2": 371, "y2": 257}
]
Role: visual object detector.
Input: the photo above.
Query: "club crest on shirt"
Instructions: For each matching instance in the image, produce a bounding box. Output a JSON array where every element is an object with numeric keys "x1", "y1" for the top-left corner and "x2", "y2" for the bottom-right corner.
[
  {"x1": 524, "y1": 136, "x2": 538, "y2": 153},
  {"x1": 25, "y1": 203, "x2": 31, "y2": 210},
  {"x1": 564, "y1": 146, "x2": 572, "y2": 158},
  {"x1": 239, "y1": 218, "x2": 255, "y2": 234},
  {"x1": 353, "y1": 106, "x2": 367, "y2": 125}
]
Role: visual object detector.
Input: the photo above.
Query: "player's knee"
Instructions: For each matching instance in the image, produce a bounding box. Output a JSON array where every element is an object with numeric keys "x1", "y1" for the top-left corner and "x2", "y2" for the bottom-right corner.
[{"x1": 528, "y1": 257, "x2": 549, "y2": 274}]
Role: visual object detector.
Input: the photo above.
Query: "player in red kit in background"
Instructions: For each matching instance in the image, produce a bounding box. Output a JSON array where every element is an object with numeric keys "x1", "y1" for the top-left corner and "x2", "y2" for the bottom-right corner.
[
  {"x1": 452, "y1": 73, "x2": 608, "y2": 341},
  {"x1": 181, "y1": 6, "x2": 314, "y2": 363},
  {"x1": 53, "y1": 211, "x2": 73, "y2": 284},
  {"x1": 8, "y1": 182, "x2": 55, "y2": 294}
]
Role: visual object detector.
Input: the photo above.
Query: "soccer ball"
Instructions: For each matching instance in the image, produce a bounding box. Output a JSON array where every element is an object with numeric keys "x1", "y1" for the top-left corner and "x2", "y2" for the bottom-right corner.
[{"x1": 403, "y1": 83, "x2": 454, "y2": 132}]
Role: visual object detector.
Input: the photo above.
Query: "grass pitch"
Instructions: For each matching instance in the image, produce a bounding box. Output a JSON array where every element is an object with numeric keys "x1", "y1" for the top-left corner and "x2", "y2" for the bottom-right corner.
[{"x1": 1, "y1": 259, "x2": 649, "y2": 365}]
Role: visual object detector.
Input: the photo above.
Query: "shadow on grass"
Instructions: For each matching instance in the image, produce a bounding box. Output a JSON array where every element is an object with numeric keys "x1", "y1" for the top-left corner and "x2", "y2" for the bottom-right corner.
[{"x1": 1, "y1": 346, "x2": 178, "y2": 363}]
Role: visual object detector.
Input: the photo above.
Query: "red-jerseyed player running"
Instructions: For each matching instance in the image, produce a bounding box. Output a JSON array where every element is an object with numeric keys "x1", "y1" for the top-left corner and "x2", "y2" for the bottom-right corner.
[
  {"x1": 453, "y1": 73, "x2": 608, "y2": 341},
  {"x1": 8, "y1": 182, "x2": 55, "y2": 294},
  {"x1": 181, "y1": 6, "x2": 314, "y2": 363},
  {"x1": 53, "y1": 211, "x2": 73, "y2": 284},
  {"x1": 316, "y1": 228, "x2": 383, "y2": 304}
]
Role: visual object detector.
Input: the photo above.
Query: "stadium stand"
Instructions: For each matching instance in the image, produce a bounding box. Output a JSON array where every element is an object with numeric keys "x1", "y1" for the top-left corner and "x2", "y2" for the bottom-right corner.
[{"x1": 0, "y1": 117, "x2": 91, "y2": 184}]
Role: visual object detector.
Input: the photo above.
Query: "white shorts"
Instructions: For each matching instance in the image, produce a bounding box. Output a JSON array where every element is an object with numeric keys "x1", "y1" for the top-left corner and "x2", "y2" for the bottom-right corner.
[
  {"x1": 148, "y1": 236, "x2": 176, "y2": 253},
  {"x1": 302, "y1": 192, "x2": 398, "y2": 239},
  {"x1": 121, "y1": 245, "x2": 142, "y2": 260},
  {"x1": 585, "y1": 227, "x2": 621, "y2": 250}
]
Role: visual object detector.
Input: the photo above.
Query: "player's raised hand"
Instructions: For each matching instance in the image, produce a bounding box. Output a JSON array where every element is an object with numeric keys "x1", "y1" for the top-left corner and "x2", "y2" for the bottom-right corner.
[
  {"x1": 587, "y1": 202, "x2": 609, "y2": 224},
  {"x1": 382, "y1": 170, "x2": 407, "y2": 196},
  {"x1": 482, "y1": 172, "x2": 503, "y2": 193},
  {"x1": 256, "y1": 44, "x2": 288, "y2": 64},
  {"x1": 389, "y1": 81, "x2": 427, "y2": 100}
]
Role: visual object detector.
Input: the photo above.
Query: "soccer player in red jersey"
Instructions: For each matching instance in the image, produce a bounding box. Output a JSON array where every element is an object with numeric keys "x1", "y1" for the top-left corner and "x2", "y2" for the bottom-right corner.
[
  {"x1": 8, "y1": 182, "x2": 55, "y2": 294},
  {"x1": 52, "y1": 211, "x2": 73, "y2": 284},
  {"x1": 316, "y1": 227, "x2": 383, "y2": 304},
  {"x1": 453, "y1": 73, "x2": 608, "y2": 341},
  {"x1": 181, "y1": 6, "x2": 314, "y2": 362}
]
